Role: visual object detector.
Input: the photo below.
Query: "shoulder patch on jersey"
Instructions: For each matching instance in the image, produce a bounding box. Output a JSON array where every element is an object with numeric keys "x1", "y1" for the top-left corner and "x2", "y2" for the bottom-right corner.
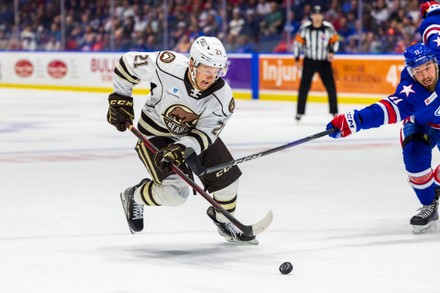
[
  {"x1": 228, "y1": 98, "x2": 235, "y2": 113},
  {"x1": 425, "y1": 92, "x2": 438, "y2": 106},
  {"x1": 159, "y1": 51, "x2": 176, "y2": 63}
]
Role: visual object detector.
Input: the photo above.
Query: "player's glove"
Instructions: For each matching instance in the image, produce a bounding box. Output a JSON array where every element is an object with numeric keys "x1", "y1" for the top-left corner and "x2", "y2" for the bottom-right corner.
[
  {"x1": 107, "y1": 92, "x2": 134, "y2": 132},
  {"x1": 154, "y1": 143, "x2": 186, "y2": 174},
  {"x1": 420, "y1": 1, "x2": 440, "y2": 19},
  {"x1": 326, "y1": 110, "x2": 361, "y2": 138}
]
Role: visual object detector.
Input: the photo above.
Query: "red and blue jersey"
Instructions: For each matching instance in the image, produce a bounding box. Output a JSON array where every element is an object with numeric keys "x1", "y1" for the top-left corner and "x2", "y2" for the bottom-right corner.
[{"x1": 357, "y1": 70, "x2": 440, "y2": 130}]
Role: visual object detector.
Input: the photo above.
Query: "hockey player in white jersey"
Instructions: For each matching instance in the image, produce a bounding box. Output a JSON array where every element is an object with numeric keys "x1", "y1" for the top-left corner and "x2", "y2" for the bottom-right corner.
[{"x1": 107, "y1": 36, "x2": 257, "y2": 244}]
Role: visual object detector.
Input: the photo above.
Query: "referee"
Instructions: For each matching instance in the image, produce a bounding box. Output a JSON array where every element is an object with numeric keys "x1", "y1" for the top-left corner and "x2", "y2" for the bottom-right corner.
[{"x1": 293, "y1": 5, "x2": 339, "y2": 121}]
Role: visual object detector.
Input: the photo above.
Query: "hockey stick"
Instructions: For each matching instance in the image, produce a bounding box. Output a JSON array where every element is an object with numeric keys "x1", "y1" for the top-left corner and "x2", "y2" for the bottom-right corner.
[
  {"x1": 126, "y1": 123, "x2": 273, "y2": 237},
  {"x1": 186, "y1": 128, "x2": 337, "y2": 176}
]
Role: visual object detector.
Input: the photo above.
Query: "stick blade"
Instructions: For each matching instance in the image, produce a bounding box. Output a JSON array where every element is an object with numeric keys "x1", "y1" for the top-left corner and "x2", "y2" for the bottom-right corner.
[
  {"x1": 239, "y1": 209, "x2": 274, "y2": 237},
  {"x1": 251, "y1": 209, "x2": 274, "y2": 235}
]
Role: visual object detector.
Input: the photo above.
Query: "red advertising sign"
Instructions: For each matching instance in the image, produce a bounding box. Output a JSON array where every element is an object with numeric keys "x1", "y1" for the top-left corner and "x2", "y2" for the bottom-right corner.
[{"x1": 15, "y1": 59, "x2": 33, "y2": 78}]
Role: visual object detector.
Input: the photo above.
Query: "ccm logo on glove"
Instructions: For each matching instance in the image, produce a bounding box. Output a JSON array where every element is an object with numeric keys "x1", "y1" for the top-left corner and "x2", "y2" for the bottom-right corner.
[
  {"x1": 326, "y1": 110, "x2": 361, "y2": 138},
  {"x1": 107, "y1": 92, "x2": 134, "y2": 132}
]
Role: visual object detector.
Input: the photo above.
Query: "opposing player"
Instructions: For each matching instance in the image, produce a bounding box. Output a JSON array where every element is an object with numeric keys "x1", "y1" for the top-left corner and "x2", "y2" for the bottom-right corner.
[
  {"x1": 327, "y1": 42, "x2": 440, "y2": 234},
  {"x1": 326, "y1": 1, "x2": 440, "y2": 234},
  {"x1": 106, "y1": 36, "x2": 258, "y2": 244}
]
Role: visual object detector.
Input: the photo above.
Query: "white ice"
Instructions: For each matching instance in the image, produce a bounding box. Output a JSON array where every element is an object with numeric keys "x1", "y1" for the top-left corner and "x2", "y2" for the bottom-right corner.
[{"x1": 1, "y1": 88, "x2": 439, "y2": 293}]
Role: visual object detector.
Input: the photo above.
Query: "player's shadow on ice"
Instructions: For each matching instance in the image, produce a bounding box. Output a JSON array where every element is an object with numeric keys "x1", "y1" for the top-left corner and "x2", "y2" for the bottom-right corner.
[{"x1": 101, "y1": 238, "x2": 270, "y2": 267}]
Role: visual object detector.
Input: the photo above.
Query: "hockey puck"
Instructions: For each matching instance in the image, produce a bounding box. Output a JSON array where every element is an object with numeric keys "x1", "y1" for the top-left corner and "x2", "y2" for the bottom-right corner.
[{"x1": 279, "y1": 262, "x2": 293, "y2": 274}]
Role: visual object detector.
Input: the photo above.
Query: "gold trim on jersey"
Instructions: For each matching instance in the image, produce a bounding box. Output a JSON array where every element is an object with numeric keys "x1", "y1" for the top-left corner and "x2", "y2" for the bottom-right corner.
[
  {"x1": 215, "y1": 195, "x2": 237, "y2": 213},
  {"x1": 135, "y1": 140, "x2": 162, "y2": 184},
  {"x1": 188, "y1": 128, "x2": 211, "y2": 151},
  {"x1": 139, "y1": 112, "x2": 173, "y2": 137},
  {"x1": 115, "y1": 57, "x2": 140, "y2": 85},
  {"x1": 140, "y1": 180, "x2": 160, "y2": 206}
]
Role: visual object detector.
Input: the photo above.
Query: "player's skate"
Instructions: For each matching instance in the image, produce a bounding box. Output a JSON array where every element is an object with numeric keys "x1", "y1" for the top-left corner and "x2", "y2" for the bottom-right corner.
[
  {"x1": 207, "y1": 206, "x2": 258, "y2": 245},
  {"x1": 120, "y1": 179, "x2": 149, "y2": 234},
  {"x1": 410, "y1": 193, "x2": 439, "y2": 234}
]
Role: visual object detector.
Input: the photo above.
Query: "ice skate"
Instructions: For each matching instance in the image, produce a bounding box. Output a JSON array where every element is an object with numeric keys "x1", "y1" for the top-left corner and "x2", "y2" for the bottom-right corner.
[
  {"x1": 207, "y1": 206, "x2": 259, "y2": 245},
  {"x1": 120, "y1": 179, "x2": 149, "y2": 234},
  {"x1": 410, "y1": 196, "x2": 439, "y2": 234}
]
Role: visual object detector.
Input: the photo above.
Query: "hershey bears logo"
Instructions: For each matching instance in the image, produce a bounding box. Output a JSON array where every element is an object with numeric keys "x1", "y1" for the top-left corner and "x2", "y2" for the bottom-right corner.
[
  {"x1": 159, "y1": 51, "x2": 176, "y2": 63},
  {"x1": 163, "y1": 105, "x2": 199, "y2": 135}
]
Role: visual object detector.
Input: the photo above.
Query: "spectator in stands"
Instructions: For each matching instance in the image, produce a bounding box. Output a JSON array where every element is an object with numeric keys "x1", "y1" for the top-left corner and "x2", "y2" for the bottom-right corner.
[
  {"x1": 371, "y1": 0, "x2": 390, "y2": 24},
  {"x1": 228, "y1": 8, "x2": 245, "y2": 37},
  {"x1": 406, "y1": 0, "x2": 421, "y2": 22},
  {"x1": 130, "y1": 32, "x2": 147, "y2": 51},
  {"x1": 203, "y1": 11, "x2": 221, "y2": 37},
  {"x1": 259, "y1": 2, "x2": 283, "y2": 36},
  {"x1": 145, "y1": 34, "x2": 159, "y2": 51},
  {"x1": 235, "y1": 35, "x2": 256, "y2": 53},
  {"x1": 256, "y1": 0, "x2": 272, "y2": 16},
  {"x1": 0, "y1": 3, "x2": 14, "y2": 30},
  {"x1": 20, "y1": 25, "x2": 37, "y2": 51},
  {"x1": 173, "y1": 34, "x2": 191, "y2": 53},
  {"x1": 45, "y1": 36, "x2": 61, "y2": 51},
  {"x1": 92, "y1": 33, "x2": 106, "y2": 51},
  {"x1": 241, "y1": 9, "x2": 259, "y2": 44},
  {"x1": 170, "y1": 21, "x2": 187, "y2": 49},
  {"x1": 224, "y1": 33, "x2": 237, "y2": 52},
  {"x1": 343, "y1": 36, "x2": 360, "y2": 53},
  {"x1": 0, "y1": 0, "x2": 424, "y2": 54},
  {"x1": 198, "y1": 1, "x2": 217, "y2": 29},
  {"x1": 283, "y1": 10, "x2": 300, "y2": 38},
  {"x1": 325, "y1": 0, "x2": 341, "y2": 23},
  {"x1": 335, "y1": 15, "x2": 356, "y2": 44},
  {"x1": 360, "y1": 32, "x2": 382, "y2": 53},
  {"x1": 133, "y1": 4, "x2": 150, "y2": 34},
  {"x1": 0, "y1": 29, "x2": 9, "y2": 50},
  {"x1": 273, "y1": 31, "x2": 295, "y2": 53}
]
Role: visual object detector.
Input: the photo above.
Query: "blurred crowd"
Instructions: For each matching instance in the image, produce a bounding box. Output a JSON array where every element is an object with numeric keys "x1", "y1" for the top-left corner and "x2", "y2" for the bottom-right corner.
[{"x1": 0, "y1": 0, "x2": 423, "y2": 54}]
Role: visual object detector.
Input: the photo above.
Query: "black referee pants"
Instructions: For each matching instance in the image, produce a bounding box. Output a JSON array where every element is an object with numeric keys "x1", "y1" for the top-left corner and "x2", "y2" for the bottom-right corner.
[{"x1": 296, "y1": 58, "x2": 338, "y2": 115}]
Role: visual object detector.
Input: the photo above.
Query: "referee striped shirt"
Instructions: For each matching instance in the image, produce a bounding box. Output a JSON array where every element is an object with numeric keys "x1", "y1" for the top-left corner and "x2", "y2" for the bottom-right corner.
[{"x1": 293, "y1": 20, "x2": 339, "y2": 61}]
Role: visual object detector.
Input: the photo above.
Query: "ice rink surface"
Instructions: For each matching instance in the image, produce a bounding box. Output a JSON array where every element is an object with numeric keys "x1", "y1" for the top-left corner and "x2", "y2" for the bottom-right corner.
[{"x1": 1, "y1": 88, "x2": 440, "y2": 293}]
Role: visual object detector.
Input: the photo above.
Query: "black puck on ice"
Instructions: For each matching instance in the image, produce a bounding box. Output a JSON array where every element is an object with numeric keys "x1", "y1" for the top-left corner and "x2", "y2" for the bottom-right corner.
[{"x1": 279, "y1": 262, "x2": 293, "y2": 274}]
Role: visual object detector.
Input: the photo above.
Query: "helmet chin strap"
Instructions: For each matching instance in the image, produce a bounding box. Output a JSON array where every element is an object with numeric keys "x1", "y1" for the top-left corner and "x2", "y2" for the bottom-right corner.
[
  {"x1": 189, "y1": 67, "x2": 199, "y2": 89},
  {"x1": 189, "y1": 58, "x2": 201, "y2": 90}
]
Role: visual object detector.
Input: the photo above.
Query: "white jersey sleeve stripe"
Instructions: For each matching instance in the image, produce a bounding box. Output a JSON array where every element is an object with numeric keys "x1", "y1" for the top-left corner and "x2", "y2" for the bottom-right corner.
[
  {"x1": 423, "y1": 24, "x2": 440, "y2": 44},
  {"x1": 376, "y1": 101, "x2": 390, "y2": 124},
  {"x1": 115, "y1": 62, "x2": 140, "y2": 85}
]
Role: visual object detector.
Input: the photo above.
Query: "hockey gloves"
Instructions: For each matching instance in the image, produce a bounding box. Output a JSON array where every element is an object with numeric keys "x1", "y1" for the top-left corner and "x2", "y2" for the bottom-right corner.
[
  {"x1": 326, "y1": 110, "x2": 361, "y2": 138},
  {"x1": 154, "y1": 143, "x2": 186, "y2": 173},
  {"x1": 107, "y1": 92, "x2": 134, "y2": 132},
  {"x1": 420, "y1": 1, "x2": 440, "y2": 19}
]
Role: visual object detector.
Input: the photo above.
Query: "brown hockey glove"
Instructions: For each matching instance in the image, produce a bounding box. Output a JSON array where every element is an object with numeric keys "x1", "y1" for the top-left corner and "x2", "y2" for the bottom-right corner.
[
  {"x1": 107, "y1": 92, "x2": 134, "y2": 132},
  {"x1": 154, "y1": 143, "x2": 186, "y2": 174}
]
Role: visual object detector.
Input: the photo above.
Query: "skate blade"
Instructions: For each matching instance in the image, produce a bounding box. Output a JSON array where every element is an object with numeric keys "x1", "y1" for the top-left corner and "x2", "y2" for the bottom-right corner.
[
  {"x1": 120, "y1": 192, "x2": 136, "y2": 235},
  {"x1": 223, "y1": 236, "x2": 259, "y2": 245},
  {"x1": 216, "y1": 226, "x2": 259, "y2": 245},
  {"x1": 412, "y1": 221, "x2": 438, "y2": 234}
]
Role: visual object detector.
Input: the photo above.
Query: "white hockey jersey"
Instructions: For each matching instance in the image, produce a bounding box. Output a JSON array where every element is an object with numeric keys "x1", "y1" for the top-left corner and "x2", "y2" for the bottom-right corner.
[{"x1": 112, "y1": 50, "x2": 236, "y2": 155}]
